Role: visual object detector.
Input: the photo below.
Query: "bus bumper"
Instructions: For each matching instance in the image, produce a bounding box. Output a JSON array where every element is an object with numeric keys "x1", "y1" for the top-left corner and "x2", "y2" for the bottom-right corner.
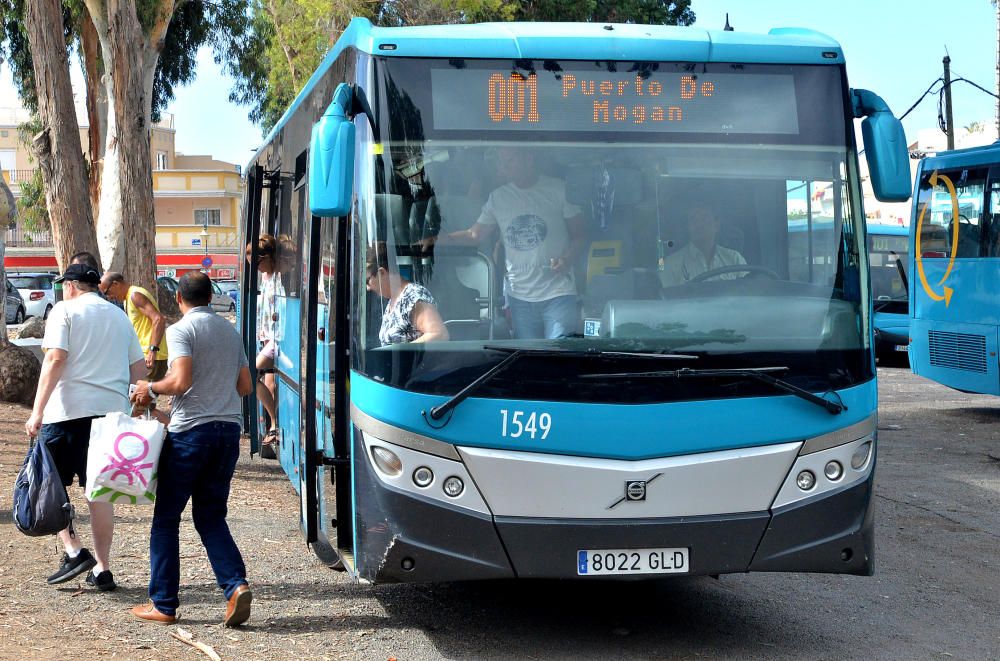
[{"x1": 354, "y1": 448, "x2": 874, "y2": 582}]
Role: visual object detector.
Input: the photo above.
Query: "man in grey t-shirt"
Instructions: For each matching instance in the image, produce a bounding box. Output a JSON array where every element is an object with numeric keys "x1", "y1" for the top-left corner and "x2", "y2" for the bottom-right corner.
[{"x1": 129, "y1": 271, "x2": 254, "y2": 627}]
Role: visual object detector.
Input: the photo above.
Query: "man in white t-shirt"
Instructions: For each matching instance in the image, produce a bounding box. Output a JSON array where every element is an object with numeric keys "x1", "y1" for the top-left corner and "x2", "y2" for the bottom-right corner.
[
  {"x1": 25, "y1": 263, "x2": 146, "y2": 592},
  {"x1": 660, "y1": 206, "x2": 747, "y2": 287},
  {"x1": 431, "y1": 148, "x2": 586, "y2": 339}
]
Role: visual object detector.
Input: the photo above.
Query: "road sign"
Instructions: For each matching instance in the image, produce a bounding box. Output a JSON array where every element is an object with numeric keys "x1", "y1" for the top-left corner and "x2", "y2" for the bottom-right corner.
[
  {"x1": 202, "y1": 256, "x2": 214, "y2": 268},
  {"x1": 191, "y1": 238, "x2": 202, "y2": 246}
]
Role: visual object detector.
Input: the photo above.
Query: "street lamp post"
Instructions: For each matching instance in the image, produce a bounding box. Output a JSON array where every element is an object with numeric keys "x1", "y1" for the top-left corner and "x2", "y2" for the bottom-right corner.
[{"x1": 200, "y1": 222, "x2": 210, "y2": 273}]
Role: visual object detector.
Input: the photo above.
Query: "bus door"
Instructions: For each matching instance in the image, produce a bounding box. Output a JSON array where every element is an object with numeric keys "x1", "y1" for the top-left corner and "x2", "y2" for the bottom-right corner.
[
  {"x1": 306, "y1": 212, "x2": 354, "y2": 569},
  {"x1": 271, "y1": 170, "x2": 304, "y2": 488},
  {"x1": 240, "y1": 165, "x2": 264, "y2": 454}
]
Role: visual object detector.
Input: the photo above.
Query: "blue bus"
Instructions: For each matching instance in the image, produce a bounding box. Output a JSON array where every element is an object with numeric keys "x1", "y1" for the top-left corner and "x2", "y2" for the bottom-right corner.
[
  {"x1": 869, "y1": 224, "x2": 910, "y2": 364},
  {"x1": 239, "y1": 18, "x2": 910, "y2": 582},
  {"x1": 909, "y1": 143, "x2": 1000, "y2": 393}
]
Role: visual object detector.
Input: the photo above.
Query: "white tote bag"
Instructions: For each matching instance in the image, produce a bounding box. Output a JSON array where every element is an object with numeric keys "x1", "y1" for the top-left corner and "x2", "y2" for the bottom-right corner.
[{"x1": 85, "y1": 412, "x2": 165, "y2": 503}]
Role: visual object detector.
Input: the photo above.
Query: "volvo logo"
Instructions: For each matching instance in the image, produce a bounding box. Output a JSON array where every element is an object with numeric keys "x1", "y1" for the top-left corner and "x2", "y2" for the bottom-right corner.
[
  {"x1": 607, "y1": 473, "x2": 663, "y2": 509},
  {"x1": 626, "y1": 481, "x2": 646, "y2": 501}
]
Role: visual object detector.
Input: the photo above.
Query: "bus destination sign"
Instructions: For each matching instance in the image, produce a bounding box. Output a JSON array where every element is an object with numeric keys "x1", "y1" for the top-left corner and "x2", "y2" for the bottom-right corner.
[{"x1": 431, "y1": 68, "x2": 799, "y2": 135}]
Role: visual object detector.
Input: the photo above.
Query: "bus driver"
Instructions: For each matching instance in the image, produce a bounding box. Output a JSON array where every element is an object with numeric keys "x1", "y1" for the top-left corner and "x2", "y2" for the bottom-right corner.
[{"x1": 660, "y1": 206, "x2": 746, "y2": 287}]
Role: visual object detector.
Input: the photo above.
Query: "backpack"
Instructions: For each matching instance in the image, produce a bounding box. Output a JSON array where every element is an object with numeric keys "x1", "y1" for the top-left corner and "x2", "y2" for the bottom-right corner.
[{"x1": 12, "y1": 439, "x2": 74, "y2": 536}]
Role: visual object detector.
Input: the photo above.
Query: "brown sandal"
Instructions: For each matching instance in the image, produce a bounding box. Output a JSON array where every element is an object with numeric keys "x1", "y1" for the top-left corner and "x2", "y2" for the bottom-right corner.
[{"x1": 262, "y1": 429, "x2": 280, "y2": 447}]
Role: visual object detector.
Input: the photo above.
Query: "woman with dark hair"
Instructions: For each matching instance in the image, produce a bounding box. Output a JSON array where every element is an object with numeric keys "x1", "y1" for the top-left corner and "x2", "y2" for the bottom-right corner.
[
  {"x1": 246, "y1": 234, "x2": 282, "y2": 447},
  {"x1": 367, "y1": 242, "x2": 448, "y2": 345}
]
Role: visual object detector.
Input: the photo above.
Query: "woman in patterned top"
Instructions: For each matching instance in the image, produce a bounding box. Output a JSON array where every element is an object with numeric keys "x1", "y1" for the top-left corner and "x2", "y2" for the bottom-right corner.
[
  {"x1": 367, "y1": 243, "x2": 449, "y2": 346},
  {"x1": 246, "y1": 234, "x2": 282, "y2": 446}
]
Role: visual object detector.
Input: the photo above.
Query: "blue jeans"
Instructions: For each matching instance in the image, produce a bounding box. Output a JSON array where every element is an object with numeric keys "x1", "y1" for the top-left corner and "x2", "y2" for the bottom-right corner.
[
  {"x1": 508, "y1": 294, "x2": 579, "y2": 339},
  {"x1": 149, "y1": 422, "x2": 245, "y2": 616}
]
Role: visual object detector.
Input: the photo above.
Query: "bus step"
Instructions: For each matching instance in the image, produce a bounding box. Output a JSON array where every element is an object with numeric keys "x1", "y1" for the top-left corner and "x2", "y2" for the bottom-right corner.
[{"x1": 334, "y1": 549, "x2": 356, "y2": 574}]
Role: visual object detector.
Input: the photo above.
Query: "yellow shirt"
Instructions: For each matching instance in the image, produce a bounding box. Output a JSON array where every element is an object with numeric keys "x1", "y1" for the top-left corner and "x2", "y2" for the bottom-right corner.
[{"x1": 126, "y1": 285, "x2": 168, "y2": 362}]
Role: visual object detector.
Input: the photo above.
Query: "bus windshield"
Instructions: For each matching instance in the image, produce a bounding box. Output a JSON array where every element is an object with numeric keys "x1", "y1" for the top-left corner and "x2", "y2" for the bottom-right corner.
[
  {"x1": 353, "y1": 58, "x2": 869, "y2": 404},
  {"x1": 869, "y1": 230, "x2": 909, "y2": 314}
]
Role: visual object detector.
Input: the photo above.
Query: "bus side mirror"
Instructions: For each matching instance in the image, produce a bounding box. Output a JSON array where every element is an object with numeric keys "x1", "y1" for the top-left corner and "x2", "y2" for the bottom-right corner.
[
  {"x1": 309, "y1": 83, "x2": 356, "y2": 217},
  {"x1": 853, "y1": 88, "x2": 911, "y2": 203}
]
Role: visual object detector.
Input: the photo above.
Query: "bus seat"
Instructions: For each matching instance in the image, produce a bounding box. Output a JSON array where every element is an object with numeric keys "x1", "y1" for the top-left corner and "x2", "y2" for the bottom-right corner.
[
  {"x1": 427, "y1": 250, "x2": 496, "y2": 340},
  {"x1": 586, "y1": 240, "x2": 624, "y2": 283}
]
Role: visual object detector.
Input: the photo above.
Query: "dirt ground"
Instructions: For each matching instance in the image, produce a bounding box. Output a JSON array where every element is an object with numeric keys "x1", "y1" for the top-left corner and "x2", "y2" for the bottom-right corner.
[{"x1": 0, "y1": 401, "x2": 392, "y2": 661}]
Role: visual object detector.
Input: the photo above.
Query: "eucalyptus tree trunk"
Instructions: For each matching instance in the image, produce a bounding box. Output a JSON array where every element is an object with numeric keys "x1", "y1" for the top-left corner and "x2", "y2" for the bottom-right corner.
[
  {"x1": 107, "y1": 0, "x2": 158, "y2": 294},
  {"x1": 24, "y1": 0, "x2": 100, "y2": 271},
  {"x1": 85, "y1": 0, "x2": 176, "y2": 291},
  {"x1": 84, "y1": 0, "x2": 177, "y2": 288},
  {"x1": 81, "y1": 13, "x2": 107, "y2": 218}
]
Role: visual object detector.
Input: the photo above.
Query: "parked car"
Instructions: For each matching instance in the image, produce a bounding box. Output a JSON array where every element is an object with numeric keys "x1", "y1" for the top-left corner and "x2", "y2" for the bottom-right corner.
[
  {"x1": 158, "y1": 275, "x2": 233, "y2": 312},
  {"x1": 8, "y1": 272, "x2": 56, "y2": 319},
  {"x1": 211, "y1": 280, "x2": 236, "y2": 313},
  {"x1": 156, "y1": 275, "x2": 178, "y2": 294},
  {"x1": 216, "y1": 279, "x2": 239, "y2": 306},
  {"x1": 5, "y1": 279, "x2": 26, "y2": 325}
]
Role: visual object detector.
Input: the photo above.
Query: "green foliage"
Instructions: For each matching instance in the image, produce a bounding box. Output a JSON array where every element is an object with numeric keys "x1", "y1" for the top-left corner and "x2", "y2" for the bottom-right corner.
[
  {"x1": 15, "y1": 168, "x2": 49, "y2": 234},
  {"x1": 514, "y1": 0, "x2": 695, "y2": 24},
  {"x1": 222, "y1": 0, "x2": 695, "y2": 135},
  {"x1": 13, "y1": 118, "x2": 49, "y2": 233}
]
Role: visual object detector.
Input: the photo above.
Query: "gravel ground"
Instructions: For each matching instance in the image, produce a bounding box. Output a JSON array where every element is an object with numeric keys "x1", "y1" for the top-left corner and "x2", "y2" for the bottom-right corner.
[
  {"x1": 0, "y1": 400, "x2": 408, "y2": 661},
  {"x1": 2, "y1": 366, "x2": 998, "y2": 660}
]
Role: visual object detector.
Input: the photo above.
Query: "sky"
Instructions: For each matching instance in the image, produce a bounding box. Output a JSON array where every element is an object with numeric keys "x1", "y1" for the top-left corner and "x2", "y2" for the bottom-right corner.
[{"x1": 1, "y1": 0, "x2": 997, "y2": 167}]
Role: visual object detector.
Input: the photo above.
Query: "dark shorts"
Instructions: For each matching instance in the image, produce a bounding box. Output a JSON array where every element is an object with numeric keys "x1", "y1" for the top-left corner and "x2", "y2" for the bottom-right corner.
[{"x1": 38, "y1": 417, "x2": 99, "y2": 487}]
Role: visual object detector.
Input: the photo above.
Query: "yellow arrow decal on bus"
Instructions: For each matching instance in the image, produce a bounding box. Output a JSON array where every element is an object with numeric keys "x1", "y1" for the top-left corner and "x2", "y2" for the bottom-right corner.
[{"x1": 914, "y1": 170, "x2": 958, "y2": 307}]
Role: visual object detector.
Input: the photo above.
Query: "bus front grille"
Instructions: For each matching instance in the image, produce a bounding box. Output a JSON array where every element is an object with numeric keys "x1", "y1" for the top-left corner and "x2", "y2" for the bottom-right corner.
[{"x1": 927, "y1": 330, "x2": 988, "y2": 373}]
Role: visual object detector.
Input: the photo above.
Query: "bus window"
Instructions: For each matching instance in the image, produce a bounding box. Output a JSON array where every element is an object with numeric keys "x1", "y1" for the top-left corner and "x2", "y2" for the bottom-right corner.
[
  {"x1": 985, "y1": 175, "x2": 1000, "y2": 257},
  {"x1": 917, "y1": 167, "x2": 987, "y2": 258},
  {"x1": 868, "y1": 231, "x2": 908, "y2": 314},
  {"x1": 786, "y1": 180, "x2": 840, "y2": 286}
]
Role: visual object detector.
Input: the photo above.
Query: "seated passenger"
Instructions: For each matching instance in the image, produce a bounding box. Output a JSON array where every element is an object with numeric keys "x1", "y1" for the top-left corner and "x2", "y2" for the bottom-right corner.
[
  {"x1": 367, "y1": 242, "x2": 449, "y2": 346},
  {"x1": 660, "y1": 206, "x2": 747, "y2": 287}
]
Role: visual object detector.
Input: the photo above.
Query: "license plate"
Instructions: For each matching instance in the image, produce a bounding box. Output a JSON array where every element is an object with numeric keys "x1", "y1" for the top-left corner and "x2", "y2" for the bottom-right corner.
[
  {"x1": 577, "y1": 548, "x2": 689, "y2": 575},
  {"x1": 895, "y1": 344, "x2": 909, "y2": 352}
]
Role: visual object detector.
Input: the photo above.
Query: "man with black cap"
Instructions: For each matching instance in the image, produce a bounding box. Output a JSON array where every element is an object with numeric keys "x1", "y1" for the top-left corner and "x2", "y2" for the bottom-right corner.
[{"x1": 25, "y1": 263, "x2": 146, "y2": 591}]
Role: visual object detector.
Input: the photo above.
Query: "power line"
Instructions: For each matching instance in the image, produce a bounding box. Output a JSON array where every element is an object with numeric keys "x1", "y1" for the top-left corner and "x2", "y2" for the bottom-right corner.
[
  {"x1": 895, "y1": 73, "x2": 999, "y2": 124},
  {"x1": 898, "y1": 77, "x2": 943, "y2": 121}
]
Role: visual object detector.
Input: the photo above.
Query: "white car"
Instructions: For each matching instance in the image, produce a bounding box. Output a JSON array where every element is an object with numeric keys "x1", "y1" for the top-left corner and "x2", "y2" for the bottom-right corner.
[{"x1": 9, "y1": 272, "x2": 56, "y2": 319}]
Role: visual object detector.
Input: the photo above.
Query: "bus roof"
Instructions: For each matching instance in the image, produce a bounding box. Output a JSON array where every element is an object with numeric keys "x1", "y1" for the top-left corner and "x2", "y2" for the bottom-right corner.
[
  {"x1": 341, "y1": 18, "x2": 843, "y2": 63},
  {"x1": 919, "y1": 141, "x2": 1000, "y2": 171},
  {"x1": 251, "y1": 18, "x2": 846, "y2": 166}
]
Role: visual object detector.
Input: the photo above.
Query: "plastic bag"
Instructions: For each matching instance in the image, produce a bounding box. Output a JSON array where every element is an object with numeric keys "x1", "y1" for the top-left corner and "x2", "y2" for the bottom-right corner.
[{"x1": 86, "y1": 412, "x2": 164, "y2": 503}]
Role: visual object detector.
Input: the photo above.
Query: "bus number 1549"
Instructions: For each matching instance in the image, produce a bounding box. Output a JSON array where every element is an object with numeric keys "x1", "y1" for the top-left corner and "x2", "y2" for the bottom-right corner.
[{"x1": 500, "y1": 409, "x2": 552, "y2": 440}]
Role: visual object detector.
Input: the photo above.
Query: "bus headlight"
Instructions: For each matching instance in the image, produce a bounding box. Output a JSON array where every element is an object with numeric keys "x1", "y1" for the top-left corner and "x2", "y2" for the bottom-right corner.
[
  {"x1": 851, "y1": 441, "x2": 872, "y2": 470},
  {"x1": 371, "y1": 446, "x2": 402, "y2": 476},
  {"x1": 796, "y1": 470, "x2": 816, "y2": 491},
  {"x1": 824, "y1": 460, "x2": 844, "y2": 481},
  {"x1": 413, "y1": 466, "x2": 434, "y2": 487},
  {"x1": 442, "y1": 476, "x2": 464, "y2": 497}
]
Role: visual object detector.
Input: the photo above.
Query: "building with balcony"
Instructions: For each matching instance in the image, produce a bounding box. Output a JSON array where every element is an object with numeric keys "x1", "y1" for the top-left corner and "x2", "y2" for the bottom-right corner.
[{"x1": 2, "y1": 105, "x2": 243, "y2": 279}]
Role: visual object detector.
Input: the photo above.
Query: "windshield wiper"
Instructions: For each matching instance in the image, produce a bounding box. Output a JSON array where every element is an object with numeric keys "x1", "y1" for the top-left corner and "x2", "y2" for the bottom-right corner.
[
  {"x1": 580, "y1": 366, "x2": 846, "y2": 415},
  {"x1": 425, "y1": 346, "x2": 698, "y2": 422}
]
